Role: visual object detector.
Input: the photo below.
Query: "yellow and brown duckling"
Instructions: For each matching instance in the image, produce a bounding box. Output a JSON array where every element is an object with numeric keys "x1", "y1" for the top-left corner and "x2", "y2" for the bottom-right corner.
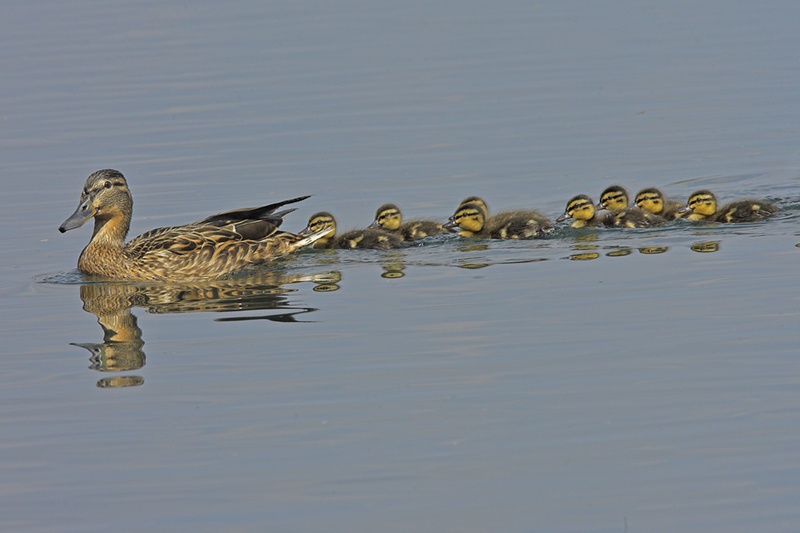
[
  {"x1": 59, "y1": 169, "x2": 327, "y2": 282},
  {"x1": 368, "y1": 203, "x2": 447, "y2": 241},
  {"x1": 634, "y1": 187, "x2": 684, "y2": 220},
  {"x1": 444, "y1": 201, "x2": 552, "y2": 239},
  {"x1": 557, "y1": 194, "x2": 613, "y2": 228},
  {"x1": 299, "y1": 211, "x2": 403, "y2": 250},
  {"x1": 596, "y1": 185, "x2": 666, "y2": 228},
  {"x1": 596, "y1": 185, "x2": 631, "y2": 212},
  {"x1": 678, "y1": 190, "x2": 779, "y2": 222}
]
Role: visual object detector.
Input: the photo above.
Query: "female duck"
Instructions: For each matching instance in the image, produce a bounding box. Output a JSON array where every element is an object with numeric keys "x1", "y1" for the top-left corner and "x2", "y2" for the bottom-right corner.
[
  {"x1": 59, "y1": 169, "x2": 327, "y2": 282},
  {"x1": 444, "y1": 202, "x2": 552, "y2": 239},
  {"x1": 299, "y1": 212, "x2": 403, "y2": 249},
  {"x1": 596, "y1": 185, "x2": 666, "y2": 227},
  {"x1": 678, "y1": 190, "x2": 778, "y2": 222},
  {"x1": 368, "y1": 203, "x2": 446, "y2": 241},
  {"x1": 634, "y1": 188, "x2": 684, "y2": 220}
]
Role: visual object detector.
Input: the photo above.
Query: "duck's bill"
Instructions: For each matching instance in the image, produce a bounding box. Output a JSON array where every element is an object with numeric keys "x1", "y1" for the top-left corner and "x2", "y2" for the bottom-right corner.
[
  {"x1": 59, "y1": 199, "x2": 95, "y2": 233},
  {"x1": 555, "y1": 212, "x2": 570, "y2": 223},
  {"x1": 367, "y1": 220, "x2": 380, "y2": 229},
  {"x1": 676, "y1": 205, "x2": 692, "y2": 214},
  {"x1": 296, "y1": 224, "x2": 312, "y2": 236},
  {"x1": 442, "y1": 219, "x2": 459, "y2": 231}
]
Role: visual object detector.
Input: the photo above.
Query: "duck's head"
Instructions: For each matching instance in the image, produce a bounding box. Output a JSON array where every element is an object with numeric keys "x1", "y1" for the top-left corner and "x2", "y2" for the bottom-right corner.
[
  {"x1": 557, "y1": 194, "x2": 595, "y2": 223},
  {"x1": 59, "y1": 169, "x2": 133, "y2": 238},
  {"x1": 597, "y1": 185, "x2": 629, "y2": 212},
  {"x1": 458, "y1": 196, "x2": 488, "y2": 214},
  {"x1": 369, "y1": 203, "x2": 402, "y2": 231},
  {"x1": 680, "y1": 190, "x2": 717, "y2": 218},
  {"x1": 443, "y1": 202, "x2": 486, "y2": 236},
  {"x1": 635, "y1": 187, "x2": 666, "y2": 215},
  {"x1": 299, "y1": 212, "x2": 337, "y2": 244}
]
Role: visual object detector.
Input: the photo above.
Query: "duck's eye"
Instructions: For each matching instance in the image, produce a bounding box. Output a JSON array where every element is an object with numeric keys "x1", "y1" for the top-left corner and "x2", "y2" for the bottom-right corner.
[{"x1": 104, "y1": 181, "x2": 112, "y2": 189}]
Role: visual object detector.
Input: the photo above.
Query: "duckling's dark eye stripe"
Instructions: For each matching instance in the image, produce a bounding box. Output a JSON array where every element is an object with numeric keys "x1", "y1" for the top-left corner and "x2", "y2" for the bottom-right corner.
[{"x1": 606, "y1": 193, "x2": 624, "y2": 201}]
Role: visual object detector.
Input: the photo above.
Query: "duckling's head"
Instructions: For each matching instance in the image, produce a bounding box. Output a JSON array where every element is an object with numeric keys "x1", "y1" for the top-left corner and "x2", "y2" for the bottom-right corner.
[
  {"x1": 299, "y1": 211, "x2": 337, "y2": 245},
  {"x1": 681, "y1": 190, "x2": 718, "y2": 218},
  {"x1": 369, "y1": 203, "x2": 402, "y2": 231},
  {"x1": 60, "y1": 169, "x2": 133, "y2": 238},
  {"x1": 557, "y1": 194, "x2": 595, "y2": 223},
  {"x1": 458, "y1": 196, "x2": 488, "y2": 214},
  {"x1": 635, "y1": 187, "x2": 666, "y2": 215},
  {"x1": 443, "y1": 202, "x2": 486, "y2": 236},
  {"x1": 597, "y1": 185, "x2": 629, "y2": 212}
]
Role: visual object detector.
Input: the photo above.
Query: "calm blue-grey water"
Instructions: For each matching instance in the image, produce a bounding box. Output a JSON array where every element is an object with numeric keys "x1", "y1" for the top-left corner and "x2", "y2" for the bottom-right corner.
[{"x1": 2, "y1": 1, "x2": 800, "y2": 531}]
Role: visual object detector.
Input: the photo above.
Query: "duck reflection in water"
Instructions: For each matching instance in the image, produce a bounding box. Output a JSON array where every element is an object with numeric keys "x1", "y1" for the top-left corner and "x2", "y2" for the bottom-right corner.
[{"x1": 70, "y1": 270, "x2": 340, "y2": 387}]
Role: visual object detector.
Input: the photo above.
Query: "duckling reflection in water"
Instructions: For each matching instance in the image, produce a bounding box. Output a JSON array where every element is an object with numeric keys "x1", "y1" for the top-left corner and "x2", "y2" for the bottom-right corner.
[
  {"x1": 635, "y1": 188, "x2": 684, "y2": 220},
  {"x1": 595, "y1": 185, "x2": 666, "y2": 227},
  {"x1": 59, "y1": 169, "x2": 329, "y2": 282},
  {"x1": 444, "y1": 201, "x2": 552, "y2": 239},
  {"x1": 678, "y1": 190, "x2": 779, "y2": 222},
  {"x1": 369, "y1": 204, "x2": 447, "y2": 241},
  {"x1": 299, "y1": 212, "x2": 403, "y2": 249}
]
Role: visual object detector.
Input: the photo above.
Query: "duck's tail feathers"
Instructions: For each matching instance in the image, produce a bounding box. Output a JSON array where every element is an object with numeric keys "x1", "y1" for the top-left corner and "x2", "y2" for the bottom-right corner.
[{"x1": 197, "y1": 195, "x2": 311, "y2": 226}]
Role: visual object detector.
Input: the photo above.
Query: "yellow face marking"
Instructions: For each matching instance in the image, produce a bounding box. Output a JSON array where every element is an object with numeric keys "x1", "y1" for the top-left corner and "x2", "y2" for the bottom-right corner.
[
  {"x1": 450, "y1": 205, "x2": 485, "y2": 234},
  {"x1": 599, "y1": 189, "x2": 628, "y2": 211},
  {"x1": 686, "y1": 193, "x2": 717, "y2": 217},
  {"x1": 375, "y1": 207, "x2": 402, "y2": 231},
  {"x1": 566, "y1": 198, "x2": 595, "y2": 221}
]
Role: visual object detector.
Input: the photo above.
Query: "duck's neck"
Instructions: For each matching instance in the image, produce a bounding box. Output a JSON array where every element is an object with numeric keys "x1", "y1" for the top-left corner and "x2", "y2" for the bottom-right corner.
[
  {"x1": 91, "y1": 214, "x2": 130, "y2": 245},
  {"x1": 78, "y1": 215, "x2": 130, "y2": 276}
]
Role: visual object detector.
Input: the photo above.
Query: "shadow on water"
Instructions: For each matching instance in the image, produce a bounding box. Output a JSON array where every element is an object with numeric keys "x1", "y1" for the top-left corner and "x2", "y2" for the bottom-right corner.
[{"x1": 41, "y1": 270, "x2": 341, "y2": 388}]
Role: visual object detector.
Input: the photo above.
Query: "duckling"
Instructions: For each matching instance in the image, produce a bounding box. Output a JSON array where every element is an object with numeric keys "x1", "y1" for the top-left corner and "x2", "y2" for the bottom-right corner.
[
  {"x1": 299, "y1": 212, "x2": 403, "y2": 250},
  {"x1": 596, "y1": 185, "x2": 666, "y2": 228},
  {"x1": 634, "y1": 188, "x2": 684, "y2": 220},
  {"x1": 368, "y1": 203, "x2": 447, "y2": 241},
  {"x1": 557, "y1": 195, "x2": 612, "y2": 228},
  {"x1": 596, "y1": 185, "x2": 631, "y2": 212},
  {"x1": 58, "y1": 169, "x2": 327, "y2": 282},
  {"x1": 678, "y1": 190, "x2": 779, "y2": 222},
  {"x1": 443, "y1": 202, "x2": 552, "y2": 239}
]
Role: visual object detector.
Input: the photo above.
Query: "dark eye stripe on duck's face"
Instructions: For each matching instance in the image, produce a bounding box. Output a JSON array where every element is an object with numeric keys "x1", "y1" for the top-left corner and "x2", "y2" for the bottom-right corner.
[
  {"x1": 455, "y1": 208, "x2": 480, "y2": 221},
  {"x1": 688, "y1": 195, "x2": 713, "y2": 208},
  {"x1": 569, "y1": 198, "x2": 593, "y2": 215},
  {"x1": 598, "y1": 186, "x2": 628, "y2": 208},
  {"x1": 378, "y1": 209, "x2": 400, "y2": 222}
]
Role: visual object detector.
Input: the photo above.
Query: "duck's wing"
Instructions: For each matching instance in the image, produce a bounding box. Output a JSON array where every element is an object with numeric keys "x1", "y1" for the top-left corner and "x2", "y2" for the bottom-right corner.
[{"x1": 127, "y1": 224, "x2": 312, "y2": 280}]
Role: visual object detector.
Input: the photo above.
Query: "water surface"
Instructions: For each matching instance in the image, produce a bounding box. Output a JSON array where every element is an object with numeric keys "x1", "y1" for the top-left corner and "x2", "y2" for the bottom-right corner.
[{"x1": 2, "y1": 1, "x2": 800, "y2": 531}]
